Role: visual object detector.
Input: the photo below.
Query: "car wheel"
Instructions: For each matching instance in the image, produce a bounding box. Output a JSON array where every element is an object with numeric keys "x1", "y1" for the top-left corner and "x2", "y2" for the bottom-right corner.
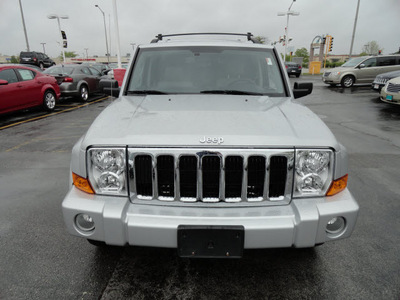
[
  {"x1": 87, "y1": 239, "x2": 107, "y2": 247},
  {"x1": 43, "y1": 90, "x2": 56, "y2": 112},
  {"x1": 39, "y1": 62, "x2": 44, "y2": 70},
  {"x1": 79, "y1": 85, "x2": 89, "y2": 102},
  {"x1": 296, "y1": 74, "x2": 300, "y2": 78},
  {"x1": 341, "y1": 75, "x2": 355, "y2": 88}
]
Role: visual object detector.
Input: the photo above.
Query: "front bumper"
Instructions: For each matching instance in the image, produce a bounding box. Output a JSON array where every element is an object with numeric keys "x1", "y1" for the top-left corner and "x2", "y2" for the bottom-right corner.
[
  {"x1": 62, "y1": 186, "x2": 359, "y2": 248},
  {"x1": 380, "y1": 88, "x2": 400, "y2": 105}
]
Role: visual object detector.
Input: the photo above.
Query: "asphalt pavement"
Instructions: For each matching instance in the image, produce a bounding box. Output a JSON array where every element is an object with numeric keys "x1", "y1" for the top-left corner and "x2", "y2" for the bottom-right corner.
[{"x1": 0, "y1": 76, "x2": 399, "y2": 299}]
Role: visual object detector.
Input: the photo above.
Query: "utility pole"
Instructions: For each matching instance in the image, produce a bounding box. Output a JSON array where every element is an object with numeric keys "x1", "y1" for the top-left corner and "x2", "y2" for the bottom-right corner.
[
  {"x1": 349, "y1": 0, "x2": 361, "y2": 59},
  {"x1": 18, "y1": 0, "x2": 30, "y2": 51}
]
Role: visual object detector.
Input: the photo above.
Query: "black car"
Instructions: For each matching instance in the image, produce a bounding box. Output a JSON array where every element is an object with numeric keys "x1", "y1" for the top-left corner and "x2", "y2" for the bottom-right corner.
[
  {"x1": 19, "y1": 51, "x2": 55, "y2": 70},
  {"x1": 285, "y1": 62, "x2": 302, "y2": 77},
  {"x1": 371, "y1": 70, "x2": 400, "y2": 92}
]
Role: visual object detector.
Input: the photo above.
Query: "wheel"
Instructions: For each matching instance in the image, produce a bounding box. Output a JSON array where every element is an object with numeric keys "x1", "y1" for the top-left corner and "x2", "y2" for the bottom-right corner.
[
  {"x1": 341, "y1": 75, "x2": 355, "y2": 88},
  {"x1": 87, "y1": 239, "x2": 107, "y2": 247},
  {"x1": 296, "y1": 74, "x2": 300, "y2": 78},
  {"x1": 43, "y1": 90, "x2": 56, "y2": 112},
  {"x1": 39, "y1": 62, "x2": 44, "y2": 70},
  {"x1": 78, "y1": 85, "x2": 89, "y2": 102}
]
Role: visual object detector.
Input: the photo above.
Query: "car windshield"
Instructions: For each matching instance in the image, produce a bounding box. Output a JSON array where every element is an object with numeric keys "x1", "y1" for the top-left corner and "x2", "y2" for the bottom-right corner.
[
  {"x1": 127, "y1": 46, "x2": 286, "y2": 96},
  {"x1": 44, "y1": 66, "x2": 74, "y2": 75},
  {"x1": 342, "y1": 57, "x2": 367, "y2": 67}
]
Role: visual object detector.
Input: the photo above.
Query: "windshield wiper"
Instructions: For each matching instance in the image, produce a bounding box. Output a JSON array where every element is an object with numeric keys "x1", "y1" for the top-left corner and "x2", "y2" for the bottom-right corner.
[
  {"x1": 200, "y1": 90, "x2": 264, "y2": 96},
  {"x1": 126, "y1": 90, "x2": 168, "y2": 95}
]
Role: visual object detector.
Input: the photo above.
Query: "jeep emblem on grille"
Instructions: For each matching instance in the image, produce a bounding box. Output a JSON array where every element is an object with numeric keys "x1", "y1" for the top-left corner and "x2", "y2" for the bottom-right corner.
[{"x1": 200, "y1": 136, "x2": 224, "y2": 145}]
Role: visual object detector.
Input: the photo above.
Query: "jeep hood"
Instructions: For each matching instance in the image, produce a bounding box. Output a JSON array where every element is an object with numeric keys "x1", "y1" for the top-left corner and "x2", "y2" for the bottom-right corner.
[{"x1": 81, "y1": 95, "x2": 339, "y2": 149}]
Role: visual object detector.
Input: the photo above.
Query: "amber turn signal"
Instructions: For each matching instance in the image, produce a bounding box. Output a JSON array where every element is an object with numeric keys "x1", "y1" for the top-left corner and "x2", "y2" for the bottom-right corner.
[
  {"x1": 326, "y1": 174, "x2": 348, "y2": 196},
  {"x1": 72, "y1": 172, "x2": 95, "y2": 194}
]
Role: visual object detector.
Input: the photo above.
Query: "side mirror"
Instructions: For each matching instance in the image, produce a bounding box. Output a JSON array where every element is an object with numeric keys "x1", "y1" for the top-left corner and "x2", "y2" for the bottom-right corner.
[
  {"x1": 293, "y1": 82, "x2": 313, "y2": 99},
  {"x1": 0, "y1": 79, "x2": 8, "y2": 86},
  {"x1": 100, "y1": 79, "x2": 120, "y2": 97},
  {"x1": 358, "y1": 64, "x2": 365, "y2": 69}
]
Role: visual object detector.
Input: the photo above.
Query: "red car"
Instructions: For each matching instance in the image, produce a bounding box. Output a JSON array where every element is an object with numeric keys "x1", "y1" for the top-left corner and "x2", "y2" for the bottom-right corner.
[{"x1": 0, "y1": 64, "x2": 61, "y2": 115}]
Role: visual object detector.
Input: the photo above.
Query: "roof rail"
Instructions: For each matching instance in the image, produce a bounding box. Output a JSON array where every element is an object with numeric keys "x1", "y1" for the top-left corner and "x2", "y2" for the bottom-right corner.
[{"x1": 150, "y1": 32, "x2": 260, "y2": 44}]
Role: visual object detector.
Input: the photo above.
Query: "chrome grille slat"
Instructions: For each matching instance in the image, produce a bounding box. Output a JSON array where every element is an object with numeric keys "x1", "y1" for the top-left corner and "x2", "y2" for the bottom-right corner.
[
  {"x1": 128, "y1": 148, "x2": 294, "y2": 205},
  {"x1": 387, "y1": 82, "x2": 400, "y2": 93}
]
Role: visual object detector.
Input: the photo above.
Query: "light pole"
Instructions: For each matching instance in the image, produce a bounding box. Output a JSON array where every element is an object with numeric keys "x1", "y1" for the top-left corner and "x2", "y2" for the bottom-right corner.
[
  {"x1": 18, "y1": 0, "x2": 30, "y2": 51},
  {"x1": 48, "y1": 14, "x2": 69, "y2": 63},
  {"x1": 95, "y1": 5, "x2": 110, "y2": 63},
  {"x1": 278, "y1": 0, "x2": 299, "y2": 62},
  {"x1": 349, "y1": 0, "x2": 361, "y2": 59},
  {"x1": 41, "y1": 43, "x2": 46, "y2": 54},
  {"x1": 84, "y1": 48, "x2": 89, "y2": 60},
  {"x1": 112, "y1": 0, "x2": 122, "y2": 68}
]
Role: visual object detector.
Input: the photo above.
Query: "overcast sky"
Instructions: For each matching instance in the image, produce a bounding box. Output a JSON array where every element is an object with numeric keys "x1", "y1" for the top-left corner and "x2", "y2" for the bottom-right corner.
[{"x1": 0, "y1": 0, "x2": 399, "y2": 59}]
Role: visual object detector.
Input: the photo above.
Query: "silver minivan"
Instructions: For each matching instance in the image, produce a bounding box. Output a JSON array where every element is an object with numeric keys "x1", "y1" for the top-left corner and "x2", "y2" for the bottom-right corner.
[{"x1": 322, "y1": 55, "x2": 400, "y2": 87}]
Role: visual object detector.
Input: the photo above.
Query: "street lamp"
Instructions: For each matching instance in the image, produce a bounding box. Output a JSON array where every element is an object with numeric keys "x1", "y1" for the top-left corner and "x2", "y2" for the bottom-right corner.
[
  {"x1": 84, "y1": 48, "x2": 89, "y2": 60},
  {"x1": 95, "y1": 5, "x2": 110, "y2": 63},
  {"x1": 48, "y1": 14, "x2": 69, "y2": 63},
  {"x1": 40, "y1": 43, "x2": 46, "y2": 54},
  {"x1": 278, "y1": 0, "x2": 299, "y2": 62}
]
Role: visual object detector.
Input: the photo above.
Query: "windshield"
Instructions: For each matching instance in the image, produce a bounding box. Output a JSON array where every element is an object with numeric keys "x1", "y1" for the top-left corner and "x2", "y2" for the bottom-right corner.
[
  {"x1": 127, "y1": 46, "x2": 286, "y2": 96},
  {"x1": 342, "y1": 57, "x2": 367, "y2": 67},
  {"x1": 44, "y1": 66, "x2": 74, "y2": 75}
]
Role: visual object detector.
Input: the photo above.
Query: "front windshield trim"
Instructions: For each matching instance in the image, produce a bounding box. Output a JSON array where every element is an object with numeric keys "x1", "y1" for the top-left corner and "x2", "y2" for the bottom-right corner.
[{"x1": 125, "y1": 46, "x2": 287, "y2": 97}]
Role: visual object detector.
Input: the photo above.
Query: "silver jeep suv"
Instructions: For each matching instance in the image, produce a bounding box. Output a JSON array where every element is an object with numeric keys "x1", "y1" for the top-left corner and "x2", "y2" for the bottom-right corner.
[{"x1": 62, "y1": 33, "x2": 359, "y2": 258}]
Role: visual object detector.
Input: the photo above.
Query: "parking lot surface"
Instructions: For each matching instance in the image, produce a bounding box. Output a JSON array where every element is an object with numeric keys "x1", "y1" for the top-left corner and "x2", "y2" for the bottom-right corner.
[{"x1": 0, "y1": 76, "x2": 399, "y2": 299}]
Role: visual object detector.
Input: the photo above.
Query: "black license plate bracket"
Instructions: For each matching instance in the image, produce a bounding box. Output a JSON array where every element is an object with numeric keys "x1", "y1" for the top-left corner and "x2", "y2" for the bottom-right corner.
[{"x1": 177, "y1": 225, "x2": 244, "y2": 258}]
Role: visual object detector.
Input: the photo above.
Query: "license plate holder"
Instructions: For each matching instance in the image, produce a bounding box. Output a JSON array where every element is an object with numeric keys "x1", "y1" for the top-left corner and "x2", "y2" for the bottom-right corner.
[
  {"x1": 177, "y1": 225, "x2": 244, "y2": 258},
  {"x1": 386, "y1": 95, "x2": 393, "y2": 101}
]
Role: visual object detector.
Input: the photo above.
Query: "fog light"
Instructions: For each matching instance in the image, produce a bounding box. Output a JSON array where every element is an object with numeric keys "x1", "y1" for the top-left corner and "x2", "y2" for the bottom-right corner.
[
  {"x1": 75, "y1": 214, "x2": 95, "y2": 232},
  {"x1": 326, "y1": 217, "x2": 345, "y2": 235}
]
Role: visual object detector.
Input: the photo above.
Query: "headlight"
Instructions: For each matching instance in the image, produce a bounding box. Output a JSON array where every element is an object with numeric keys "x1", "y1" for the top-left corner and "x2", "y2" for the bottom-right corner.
[
  {"x1": 87, "y1": 148, "x2": 127, "y2": 196},
  {"x1": 294, "y1": 150, "x2": 333, "y2": 197},
  {"x1": 332, "y1": 71, "x2": 341, "y2": 77}
]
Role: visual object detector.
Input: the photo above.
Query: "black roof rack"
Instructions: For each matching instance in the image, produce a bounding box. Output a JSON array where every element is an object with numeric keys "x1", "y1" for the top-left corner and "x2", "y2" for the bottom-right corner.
[{"x1": 150, "y1": 32, "x2": 260, "y2": 44}]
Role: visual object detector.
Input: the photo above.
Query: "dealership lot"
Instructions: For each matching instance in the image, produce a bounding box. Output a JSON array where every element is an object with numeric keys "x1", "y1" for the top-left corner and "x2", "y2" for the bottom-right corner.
[{"x1": 0, "y1": 76, "x2": 399, "y2": 299}]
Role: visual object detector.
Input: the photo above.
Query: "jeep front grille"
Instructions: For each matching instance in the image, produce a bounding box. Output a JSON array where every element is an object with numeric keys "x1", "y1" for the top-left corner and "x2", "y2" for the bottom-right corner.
[{"x1": 128, "y1": 148, "x2": 294, "y2": 205}]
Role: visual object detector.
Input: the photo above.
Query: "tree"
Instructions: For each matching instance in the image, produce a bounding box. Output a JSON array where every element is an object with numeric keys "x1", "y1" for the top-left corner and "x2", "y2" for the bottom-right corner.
[
  {"x1": 253, "y1": 36, "x2": 269, "y2": 44},
  {"x1": 10, "y1": 56, "x2": 19, "y2": 63},
  {"x1": 361, "y1": 41, "x2": 383, "y2": 55},
  {"x1": 294, "y1": 47, "x2": 309, "y2": 63},
  {"x1": 59, "y1": 51, "x2": 78, "y2": 60}
]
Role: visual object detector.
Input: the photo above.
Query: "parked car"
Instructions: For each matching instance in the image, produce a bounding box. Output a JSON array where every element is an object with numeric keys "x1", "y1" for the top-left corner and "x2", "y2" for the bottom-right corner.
[
  {"x1": 322, "y1": 55, "x2": 400, "y2": 87},
  {"x1": 285, "y1": 62, "x2": 302, "y2": 77},
  {"x1": 380, "y1": 76, "x2": 400, "y2": 105},
  {"x1": 19, "y1": 51, "x2": 56, "y2": 70},
  {"x1": 371, "y1": 70, "x2": 400, "y2": 92},
  {"x1": 0, "y1": 64, "x2": 60, "y2": 114},
  {"x1": 81, "y1": 62, "x2": 111, "y2": 75},
  {"x1": 62, "y1": 33, "x2": 359, "y2": 257},
  {"x1": 44, "y1": 64, "x2": 103, "y2": 101}
]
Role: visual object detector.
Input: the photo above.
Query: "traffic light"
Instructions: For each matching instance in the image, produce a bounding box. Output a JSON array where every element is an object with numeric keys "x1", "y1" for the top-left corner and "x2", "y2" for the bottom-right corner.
[
  {"x1": 322, "y1": 37, "x2": 326, "y2": 45},
  {"x1": 61, "y1": 30, "x2": 67, "y2": 40},
  {"x1": 329, "y1": 36, "x2": 334, "y2": 52}
]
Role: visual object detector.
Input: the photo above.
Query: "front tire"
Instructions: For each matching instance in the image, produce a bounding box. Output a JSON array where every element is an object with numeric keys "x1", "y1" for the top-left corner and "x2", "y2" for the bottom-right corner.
[
  {"x1": 43, "y1": 90, "x2": 56, "y2": 112},
  {"x1": 341, "y1": 75, "x2": 355, "y2": 88},
  {"x1": 87, "y1": 239, "x2": 107, "y2": 247},
  {"x1": 78, "y1": 84, "x2": 89, "y2": 102}
]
